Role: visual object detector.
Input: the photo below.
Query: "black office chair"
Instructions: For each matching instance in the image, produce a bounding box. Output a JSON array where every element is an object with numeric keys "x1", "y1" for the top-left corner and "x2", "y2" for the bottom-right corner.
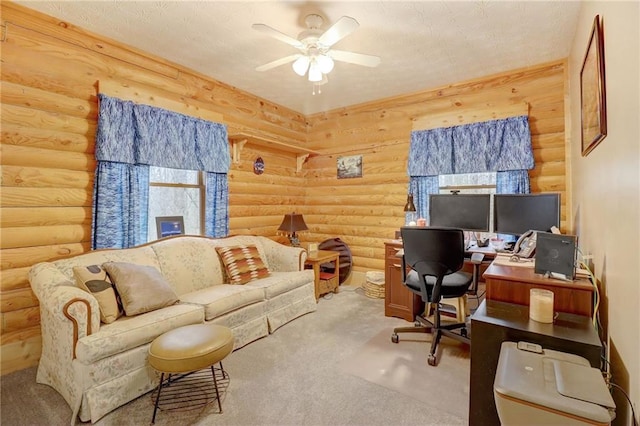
[{"x1": 391, "y1": 226, "x2": 473, "y2": 366}]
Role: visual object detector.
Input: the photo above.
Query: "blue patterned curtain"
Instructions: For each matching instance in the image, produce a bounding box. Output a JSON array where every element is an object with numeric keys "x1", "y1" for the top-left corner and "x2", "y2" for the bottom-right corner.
[
  {"x1": 496, "y1": 170, "x2": 530, "y2": 194},
  {"x1": 92, "y1": 162, "x2": 149, "y2": 249},
  {"x1": 409, "y1": 176, "x2": 439, "y2": 222},
  {"x1": 205, "y1": 172, "x2": 229, "y2": 238},
  {"x1": 408, "y1": 115, "x2": 534, "y2": 176},
  {"x1": 93, "y1": 94, "x2": 230, "y2": 248}
]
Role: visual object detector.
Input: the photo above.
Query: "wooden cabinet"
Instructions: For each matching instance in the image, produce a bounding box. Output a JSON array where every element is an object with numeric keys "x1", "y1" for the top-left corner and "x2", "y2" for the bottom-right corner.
[{"x1": 384, "y1": 241, "x2": 423, "y2": 321}]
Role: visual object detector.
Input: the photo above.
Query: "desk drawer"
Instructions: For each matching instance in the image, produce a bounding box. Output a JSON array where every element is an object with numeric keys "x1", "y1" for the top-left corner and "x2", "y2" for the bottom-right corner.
[{"x1": 385, "y1": 244, "x2": 402, "y2": 260}]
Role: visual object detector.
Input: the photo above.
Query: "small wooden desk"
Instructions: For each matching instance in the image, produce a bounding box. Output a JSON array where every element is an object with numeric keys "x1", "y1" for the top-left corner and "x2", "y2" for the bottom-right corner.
[
  {"x1": 305, "y1": 250, "x2": 340, "y2": 301},
  {"x1": 483, "y1": 260, "x2": 594, "y2": 316}
]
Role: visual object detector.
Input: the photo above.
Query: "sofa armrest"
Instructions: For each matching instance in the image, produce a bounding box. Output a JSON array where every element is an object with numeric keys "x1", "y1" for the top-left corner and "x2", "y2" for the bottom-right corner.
[
  {"x1": 258, "y1": 238, "x2": 307, "y2": 271},
  {"x1": 29, "y1": 263, "x2": 100, "y2": 359}
]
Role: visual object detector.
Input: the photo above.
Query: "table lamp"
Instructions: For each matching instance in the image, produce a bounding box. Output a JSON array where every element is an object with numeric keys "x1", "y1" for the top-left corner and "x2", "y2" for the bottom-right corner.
[{"x1": 277, "y1": 212, "x2": 308, "y2": 246}]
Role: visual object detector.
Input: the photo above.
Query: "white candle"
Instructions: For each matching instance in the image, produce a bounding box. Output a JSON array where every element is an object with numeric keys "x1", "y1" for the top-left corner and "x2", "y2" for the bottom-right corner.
[{"x1": 529, "y1": 289, "x2": 554, "y2": 323}]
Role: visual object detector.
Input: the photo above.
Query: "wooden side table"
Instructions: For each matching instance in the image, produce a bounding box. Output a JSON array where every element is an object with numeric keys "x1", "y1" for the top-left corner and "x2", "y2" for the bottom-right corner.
[{"x1": 305, "y1": 250, "x2": 340, "y2": 301}]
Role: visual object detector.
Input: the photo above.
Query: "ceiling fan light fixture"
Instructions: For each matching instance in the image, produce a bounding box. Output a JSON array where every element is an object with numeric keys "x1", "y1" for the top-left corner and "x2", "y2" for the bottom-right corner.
[
  {"x1": 292, "y1": 56, "x2": 310, "y2": 76},
  {"x1": 316, "y1": 54, "x2": 334, "y2": 74},
  {"x1": 308, "y1": 62, "x2": 323, "y2": 82}
]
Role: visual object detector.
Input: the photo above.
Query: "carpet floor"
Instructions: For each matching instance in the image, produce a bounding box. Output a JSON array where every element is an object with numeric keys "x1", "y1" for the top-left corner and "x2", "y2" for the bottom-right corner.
[
  {"x1": 340, "y1": 329, "x2": 470, "y2": 420},
  {"x1": 1, "y1": 287, "x2": 471, "y2": 426}
]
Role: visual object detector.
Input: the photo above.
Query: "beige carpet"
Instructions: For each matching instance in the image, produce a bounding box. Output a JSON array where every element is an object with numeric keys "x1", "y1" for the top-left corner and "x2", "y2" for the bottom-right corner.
[{"x1": 340, "y1": 328, "x2": 470, "y2": 420}]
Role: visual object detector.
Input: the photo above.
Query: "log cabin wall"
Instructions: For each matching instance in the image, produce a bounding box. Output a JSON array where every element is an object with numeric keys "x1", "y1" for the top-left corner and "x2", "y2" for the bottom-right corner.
[
  {"x1": 0, "y1": 2, "x2": 306, "y2": 374},
  {"x1": 0, "y1": 2, "x2": 567, "y2": 375},
  {"x1": 303, "y1": 61, "x2": 567, "y2": 275}
]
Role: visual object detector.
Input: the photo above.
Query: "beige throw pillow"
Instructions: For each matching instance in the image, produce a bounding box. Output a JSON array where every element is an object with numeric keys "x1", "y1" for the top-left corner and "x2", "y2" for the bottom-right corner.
[
  {"x1": 102, "y1": 262, "x2": 179, "y2": 316},
  {"x1": 73, "y1": 265, "x2": 122, "y2": 324},
  {"x1": 215, "y1": 244, "x2": 271, "y2": 285}
]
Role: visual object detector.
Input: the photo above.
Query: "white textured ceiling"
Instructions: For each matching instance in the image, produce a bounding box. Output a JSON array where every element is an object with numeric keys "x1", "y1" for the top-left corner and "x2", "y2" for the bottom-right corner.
[{"x1": 17, "y1": 1, "x2": 581, "y2": 115}]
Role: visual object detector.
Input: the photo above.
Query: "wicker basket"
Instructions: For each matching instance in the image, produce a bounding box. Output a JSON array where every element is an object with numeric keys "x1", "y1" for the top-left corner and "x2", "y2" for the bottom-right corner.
[{"x1": 364, "y1": 271, "x2": 385, "y2": 299}]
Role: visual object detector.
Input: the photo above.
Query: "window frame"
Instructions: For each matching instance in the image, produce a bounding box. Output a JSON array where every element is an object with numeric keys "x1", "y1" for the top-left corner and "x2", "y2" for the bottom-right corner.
[{"x1": 148, "y1": 169, "x2": 206, "y2": 238}]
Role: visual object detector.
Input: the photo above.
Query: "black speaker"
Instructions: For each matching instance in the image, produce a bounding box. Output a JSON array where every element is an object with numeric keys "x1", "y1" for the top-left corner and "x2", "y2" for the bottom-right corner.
[{"x1": 534, "y1": 232, "x2": 577, "y2": 279}]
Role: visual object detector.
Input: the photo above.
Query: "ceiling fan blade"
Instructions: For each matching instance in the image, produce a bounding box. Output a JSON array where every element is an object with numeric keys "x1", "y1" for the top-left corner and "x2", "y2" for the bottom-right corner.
[
  {"x1": 255, "y1": 54, "x2": 301, "y2": 72},
  {"x1": 252, "y1": 24, "x2": 304, "y2": 49},
  {"x1": 318, "y1": 16, "x2": 359, "y2": 47},
  {"x1": 328, "y1": 50, "x2": 381, "y2": 67}
]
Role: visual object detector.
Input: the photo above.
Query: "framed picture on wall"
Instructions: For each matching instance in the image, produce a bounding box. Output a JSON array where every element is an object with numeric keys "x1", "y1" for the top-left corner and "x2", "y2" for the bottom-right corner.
[
  {"x1": 337, "y1": 155, "x2": 363, "y2": 179},
  {"x1": 156, "y1": 216, "x2": 185, "y2": 239},
  {"x1": 580, "y1": 15, "x2": 607, "y2": 157}
]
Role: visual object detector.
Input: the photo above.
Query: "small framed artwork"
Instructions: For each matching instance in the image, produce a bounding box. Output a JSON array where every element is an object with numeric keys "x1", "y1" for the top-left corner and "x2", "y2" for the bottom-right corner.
[
  {"x1": 580, "y1": 15, "x2": 607, "y2": 157},
  {"x1": 156, "y1": 216, "x2": 185, "y2": 239},
  {"x1": 337, "y1": 155, "x2": 363, "y2": 179}
]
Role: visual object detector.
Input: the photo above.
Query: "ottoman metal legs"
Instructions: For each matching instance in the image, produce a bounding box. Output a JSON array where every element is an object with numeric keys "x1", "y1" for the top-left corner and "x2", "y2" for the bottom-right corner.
[{"x1": 148, "y1": 324, "x2": 235, "y2": 424}]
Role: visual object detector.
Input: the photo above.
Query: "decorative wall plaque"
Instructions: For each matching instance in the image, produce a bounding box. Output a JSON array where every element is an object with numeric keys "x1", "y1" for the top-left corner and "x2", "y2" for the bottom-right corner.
[{"x1": 253, "y1": 157, "x2": 265, "y2": 175}]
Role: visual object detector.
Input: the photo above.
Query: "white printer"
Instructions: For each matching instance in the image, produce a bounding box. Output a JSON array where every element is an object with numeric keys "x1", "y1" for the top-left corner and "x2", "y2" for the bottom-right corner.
[{"x1": 493, "y1": 341, "x2": 616, "y2": 425}]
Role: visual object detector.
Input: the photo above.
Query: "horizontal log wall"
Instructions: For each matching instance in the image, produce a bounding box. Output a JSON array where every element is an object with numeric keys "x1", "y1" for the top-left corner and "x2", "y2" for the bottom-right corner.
[
  {"x1": 0, "y1": 2, "x2": 306, "y2": 374},
  {"x1": 0, "y1": 2, "x2": 568, "y2": 375},
  {"x1": 304, "y1": 62, "x2": 567, "y2": 274}
]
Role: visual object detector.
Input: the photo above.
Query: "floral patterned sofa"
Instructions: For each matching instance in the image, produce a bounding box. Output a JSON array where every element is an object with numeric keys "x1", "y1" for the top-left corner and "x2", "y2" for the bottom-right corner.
[{"x1": 28, "y1": 235, "x2": 316, "y2": 424}]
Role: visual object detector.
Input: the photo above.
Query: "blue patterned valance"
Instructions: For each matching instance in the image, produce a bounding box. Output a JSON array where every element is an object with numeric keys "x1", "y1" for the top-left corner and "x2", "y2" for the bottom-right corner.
[
  {"x1": 408, "y1": 115, "x2": 533, "y2": 176},
  {"x1": 96, "y1": 94, "x2": 230, "y2": 173}
]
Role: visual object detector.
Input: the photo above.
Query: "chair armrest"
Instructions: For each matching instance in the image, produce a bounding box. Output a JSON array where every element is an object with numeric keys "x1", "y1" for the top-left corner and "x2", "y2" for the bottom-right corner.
[{"x1": 470, "y1": 253, "x2": 485, "y2": 264}]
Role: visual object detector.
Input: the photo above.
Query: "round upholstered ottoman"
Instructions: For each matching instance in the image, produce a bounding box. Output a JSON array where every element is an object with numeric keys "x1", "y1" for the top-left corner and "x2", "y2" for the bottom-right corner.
[{"x1": 148, "y1": 324, "x2": 234, "y2": 423}]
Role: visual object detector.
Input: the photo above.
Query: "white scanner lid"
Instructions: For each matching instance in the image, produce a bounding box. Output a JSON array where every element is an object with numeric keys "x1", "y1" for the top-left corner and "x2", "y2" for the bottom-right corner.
[{"x1": 494, "y1": 342, "x2": 615, "y2": 424}]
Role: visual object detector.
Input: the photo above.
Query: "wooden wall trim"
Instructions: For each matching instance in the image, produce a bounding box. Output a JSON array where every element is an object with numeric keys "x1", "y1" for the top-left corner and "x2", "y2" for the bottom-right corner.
[
  {"x1": 412, "y1": 102, "x2": 529, "y2": 131},
  {"x1": 98, "y1": 79, "x2": 224, "y2": 123}
]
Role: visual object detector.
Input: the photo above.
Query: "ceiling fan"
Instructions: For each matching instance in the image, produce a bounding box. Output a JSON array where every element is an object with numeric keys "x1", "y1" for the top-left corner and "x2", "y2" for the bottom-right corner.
[{"x1": 252, "y1": 14, "x2": 381, "y2": 84}]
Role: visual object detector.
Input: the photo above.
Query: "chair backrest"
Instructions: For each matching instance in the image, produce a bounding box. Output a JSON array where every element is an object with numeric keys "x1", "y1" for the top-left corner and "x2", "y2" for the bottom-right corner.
[{"x1": 400, "y1": 227, "x2": 466, "y2": 279}]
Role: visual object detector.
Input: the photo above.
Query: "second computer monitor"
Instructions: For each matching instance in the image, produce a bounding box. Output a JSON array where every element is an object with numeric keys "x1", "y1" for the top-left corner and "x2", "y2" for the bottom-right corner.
[
  {"x1": 429, "y1": 194, "x2": 491, "y2": 232},
  {"x1": 493, "y1": 193, "x2": 560, "y2": 236}
]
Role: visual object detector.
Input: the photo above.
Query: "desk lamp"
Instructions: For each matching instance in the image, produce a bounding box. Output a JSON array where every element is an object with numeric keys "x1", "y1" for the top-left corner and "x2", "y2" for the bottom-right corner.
[
  {"x1": 277, "y1": 212, "x2": 308, "y2": 246},
  {"x1": 404, "y1": 194, "x2": 417, "y2": 226}
]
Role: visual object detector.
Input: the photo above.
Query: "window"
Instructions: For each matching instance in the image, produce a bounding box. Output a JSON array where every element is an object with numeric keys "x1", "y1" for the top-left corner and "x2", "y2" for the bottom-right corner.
[
  {"x1": 438, "y1": 172, "x2": 496, "y2": 195},
  {"x1": 147, "y1": 167, "x2": 204, "y2": 241}
]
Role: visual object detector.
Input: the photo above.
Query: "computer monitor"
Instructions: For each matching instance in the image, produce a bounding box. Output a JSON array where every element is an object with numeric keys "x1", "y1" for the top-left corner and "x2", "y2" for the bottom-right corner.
[
  {"x1": 493, "y1": 193, "x2": 560, "y2": 236},
  {"x1": 429, "y1": 194, "x2": 491, "y2": 232}
]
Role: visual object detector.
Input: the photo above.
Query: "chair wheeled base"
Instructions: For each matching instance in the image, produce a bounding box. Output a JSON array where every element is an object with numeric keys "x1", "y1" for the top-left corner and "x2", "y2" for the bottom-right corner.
[{"x1": 391, "y1": 304, "x2": 470, "y2": 366}]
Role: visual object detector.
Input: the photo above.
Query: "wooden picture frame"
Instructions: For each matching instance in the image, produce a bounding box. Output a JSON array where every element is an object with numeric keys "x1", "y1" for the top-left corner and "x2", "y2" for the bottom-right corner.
[
  {"x1": 155, "y1": 216, "x2": 185, "y2": 239},
  {"x1": 580, "y1": 15, "x2": 607, "y2": 157}
]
